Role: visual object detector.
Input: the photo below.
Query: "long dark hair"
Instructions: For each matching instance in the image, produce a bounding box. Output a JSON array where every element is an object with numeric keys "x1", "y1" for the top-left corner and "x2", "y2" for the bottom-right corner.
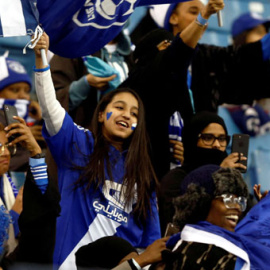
[{"x1": 75, "y1": 88, "x2": 158, "y2": 220}]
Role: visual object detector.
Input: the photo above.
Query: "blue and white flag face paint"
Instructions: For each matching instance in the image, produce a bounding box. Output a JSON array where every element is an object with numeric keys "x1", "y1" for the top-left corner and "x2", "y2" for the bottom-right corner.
[
  {"x1": 37, "y1": 0, "x2": 190, "y2": 58},
  {"x1": 0, "y1": 0, "x2": 38, "y2": 37}
]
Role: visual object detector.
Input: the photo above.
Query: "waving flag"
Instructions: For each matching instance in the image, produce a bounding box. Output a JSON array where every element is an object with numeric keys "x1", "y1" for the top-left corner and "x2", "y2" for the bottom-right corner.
[
  {"x1": 37, "y1": 0, "x2": 190, "y2": 58},
  {"x1": 0, "y1": 0, "x2": 38, "y2": 37}
]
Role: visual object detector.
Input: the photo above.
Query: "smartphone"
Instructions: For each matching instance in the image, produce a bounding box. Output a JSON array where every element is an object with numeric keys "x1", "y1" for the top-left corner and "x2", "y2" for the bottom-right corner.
[
  {"x1": 164, "y1": 222, "x2": 179, "y2": 237},
  {"x1": 3, "y1": 104, "x2": 20, "y2": 142},
  {"x1": 231, "y1": 134, "x2": 250, "y2": 173}
]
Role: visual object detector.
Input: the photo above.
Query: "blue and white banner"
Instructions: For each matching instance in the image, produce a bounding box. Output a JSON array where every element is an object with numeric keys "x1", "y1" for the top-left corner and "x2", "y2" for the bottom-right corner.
[
  {"x1": 37, "y1": 0, "x2": 190, "y2": 58},
  {"x1": 1, "y1": 0, "x2": 190, "y2": 57},
  {"x1": 0, "y1": 0, "x2": 38, "y2": 37}
]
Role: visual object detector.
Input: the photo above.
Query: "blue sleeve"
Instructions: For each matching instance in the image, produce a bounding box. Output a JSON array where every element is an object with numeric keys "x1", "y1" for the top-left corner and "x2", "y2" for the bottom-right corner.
[
  {"x1": 42, "y1": 113, "x2": 94, "y2": 169},
  {"x1": 9, "y1": 209, "x2": 20, "y2": 237},
  {"x1": 139, "y1": 192, "x2": 161, "y2": 247},
  {"x1": 29, "y1": 157, "x2": 48, "y2": 194},
  {"x1": 261, "y1": 33, "x2": 270, "y2": 61},
  {"x1": 236, "y1": 193, "x2": 270, "y2": 247},
  {"x1": 69, "y1": 76, "x2": 91, "y2": 111}
]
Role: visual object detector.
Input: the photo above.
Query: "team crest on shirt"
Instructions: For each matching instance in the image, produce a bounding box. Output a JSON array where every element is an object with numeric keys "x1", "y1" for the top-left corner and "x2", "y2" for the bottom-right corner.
[
  {"x1": 93, "y1": 180, "x2": 136, "y2": 224},
  {"x1": 73, "y1": 0, "x2": 137, "y2": 28}
]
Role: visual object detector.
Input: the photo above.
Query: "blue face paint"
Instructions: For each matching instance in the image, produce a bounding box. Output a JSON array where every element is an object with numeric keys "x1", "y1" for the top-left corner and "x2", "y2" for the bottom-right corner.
[
  {"x1": 106, "y1": 112, "x2": 112, "y2": 120},
  {"x1": 131, "y1": 123, "x2": 137, "y2": 131}
]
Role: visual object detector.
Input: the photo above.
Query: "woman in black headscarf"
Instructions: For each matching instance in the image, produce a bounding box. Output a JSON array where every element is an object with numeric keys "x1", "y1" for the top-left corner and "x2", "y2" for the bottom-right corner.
[{"x1": 158, "y1": 111, "x2": 247, "y2": 235}]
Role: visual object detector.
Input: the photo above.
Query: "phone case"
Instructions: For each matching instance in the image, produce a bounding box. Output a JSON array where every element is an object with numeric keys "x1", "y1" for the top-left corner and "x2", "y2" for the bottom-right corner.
[
  {"x1": 3, "y1": 104, "x2": 19, "y2": 125},
  {"x1": 231, "y1": 134, "x2": 250, "y2": 173},
  {"x1": 3, "y1": 104, "x2": 20, "y2": 142}
]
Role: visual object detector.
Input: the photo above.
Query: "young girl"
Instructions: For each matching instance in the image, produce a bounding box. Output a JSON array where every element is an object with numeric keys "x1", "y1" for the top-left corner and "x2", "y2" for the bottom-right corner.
[{"x1": 33, "y1": 33, "x2": 161, "y2": 270}]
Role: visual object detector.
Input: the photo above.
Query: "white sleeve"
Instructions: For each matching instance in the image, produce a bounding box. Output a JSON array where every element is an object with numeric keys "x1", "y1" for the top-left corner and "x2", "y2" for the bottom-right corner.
[{"x1": 35, "y1": 69, "x2": 65, "y2": 136}]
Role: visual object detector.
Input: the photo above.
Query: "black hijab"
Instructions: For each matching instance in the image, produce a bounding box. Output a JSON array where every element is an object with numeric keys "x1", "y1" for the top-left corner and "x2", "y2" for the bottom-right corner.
[{"x1": 182, "y1": 111, "x2": 229, "y2": 168}]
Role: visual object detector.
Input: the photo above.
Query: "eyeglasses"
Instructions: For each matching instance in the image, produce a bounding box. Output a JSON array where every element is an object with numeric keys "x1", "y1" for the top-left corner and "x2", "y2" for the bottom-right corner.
[
  {"x1": 0, "y1": 143, "x2": 17, "y2": 157},
  {"x1": 198, "y1": 133, "x2": 230, "y2": 146},
  {"x1": 215, "y1": 194, "x2": 247, "y2": 212}
]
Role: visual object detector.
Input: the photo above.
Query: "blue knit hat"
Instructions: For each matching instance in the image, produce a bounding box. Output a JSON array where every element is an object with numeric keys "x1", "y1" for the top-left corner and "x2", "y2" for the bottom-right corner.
[
  {"x1": 180, "y1": 164, "x2": 220, "y2": 196},
  {"x1": 231, "y1": 12, "x2": 270, "y2": 38},
  {"x1": 0, "y1": 56, "x2": 32, "y2": 91},
  {"x1": 180, "y1": 165, "x2": 248, "y2": 198}
]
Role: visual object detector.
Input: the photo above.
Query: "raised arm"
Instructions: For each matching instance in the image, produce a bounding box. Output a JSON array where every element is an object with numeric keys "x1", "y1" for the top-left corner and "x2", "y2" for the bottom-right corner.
[
  {"x1": 180, "y1": 0, "x2": 225, "y2": 48},
  {"x1": 33, "y1": 33, "x2": 65, "y2": 136}
]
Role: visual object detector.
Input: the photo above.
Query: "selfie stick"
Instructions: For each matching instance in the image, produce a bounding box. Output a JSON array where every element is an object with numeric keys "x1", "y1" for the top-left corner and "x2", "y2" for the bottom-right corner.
[{"x1": 217, "y1": 10, "x2": 223, "y2": 27}]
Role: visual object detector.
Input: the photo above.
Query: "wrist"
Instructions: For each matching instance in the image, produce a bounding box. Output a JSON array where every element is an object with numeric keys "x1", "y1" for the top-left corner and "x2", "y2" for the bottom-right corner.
[
  {"x1": 127, "y1": 258, "x2": 142, "y2": 270},
  {"x1": 133, "y1": 254, "x2": 149, "y2": 268},
  {"x1": 30, "y1": 149, "x2": 43, "y2": 158},
  {"x1": 195, "y1": 13, "x2": 208, "y2": 27}
]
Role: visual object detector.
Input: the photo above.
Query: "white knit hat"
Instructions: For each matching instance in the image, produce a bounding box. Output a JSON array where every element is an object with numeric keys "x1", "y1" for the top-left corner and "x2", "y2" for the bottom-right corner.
[
  {"x1": 149, "y1": 3, "x2": 178, "y2": 31},
  {"x1": 149, "y1": 0, "x2": 205, "y2": 31}
]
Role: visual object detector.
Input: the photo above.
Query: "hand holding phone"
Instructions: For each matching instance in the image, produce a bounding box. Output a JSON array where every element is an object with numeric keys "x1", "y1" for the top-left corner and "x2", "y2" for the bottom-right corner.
[
  {"x1": 3, "y1": 104, "x2": 21, "y2": 142},
  {"x1": 231, "y1": 134, "x2": 250, "y2": 173}
]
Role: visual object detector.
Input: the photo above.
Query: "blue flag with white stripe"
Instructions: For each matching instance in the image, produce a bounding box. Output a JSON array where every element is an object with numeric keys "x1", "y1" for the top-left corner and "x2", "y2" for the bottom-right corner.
[
  {"x1": 37, "y1": 0, "x2": 191, "y2": 58},
  {"x1": 0, "y1": 0, "x2": 38, "y2": 37},
  {"x1": 1, "y1": 0, "x2": 190, "y2": 57}
]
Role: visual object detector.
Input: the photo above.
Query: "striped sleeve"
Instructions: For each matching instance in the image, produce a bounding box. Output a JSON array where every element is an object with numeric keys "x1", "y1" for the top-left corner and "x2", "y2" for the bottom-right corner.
[{"x1": 29, "y1": 157, "x2": 48, "y2": 194}]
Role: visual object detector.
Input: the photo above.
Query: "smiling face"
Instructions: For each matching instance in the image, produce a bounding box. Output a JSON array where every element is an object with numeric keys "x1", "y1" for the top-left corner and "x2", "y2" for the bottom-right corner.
[
  {"x1": 206, "y1": 196, "x2": 241, "y2": 232},
  {"x1": 98, "y1": 92, "x2": 139, "y2": 148},
  {"x1": 0, "y1": 131, "x2": 11, "y2": 176},
  {"x1": 0, "y1": 82, "x2": 31, "y2": 100}
]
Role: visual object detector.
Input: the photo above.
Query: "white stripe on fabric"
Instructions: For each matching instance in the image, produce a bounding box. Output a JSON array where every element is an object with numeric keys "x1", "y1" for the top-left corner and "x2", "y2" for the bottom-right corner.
[
  {"x1": 0, "y1": 56, "x2": 8, "y2": 81},
  {"x1": 31, "y1": 166, "x2": 47, "y2": 170},
  {"x1": 59, "y1": 214, "x2": 121, "y2": 270},
  {"x1": 180, "y1": 225, "x2": 250, "y2": 270},
  {"x1": 0, "y1": 0, "x2": 26, "y2": 37},
  {"x1": 169, "y1": 134, "x2": 182, "y2": 141},
  {"x1": 31, "y1": 175, "x2": 48, "y2": 180},
  {"x1": 31, "y1": 168, "x2": 47, "y2": 173}
]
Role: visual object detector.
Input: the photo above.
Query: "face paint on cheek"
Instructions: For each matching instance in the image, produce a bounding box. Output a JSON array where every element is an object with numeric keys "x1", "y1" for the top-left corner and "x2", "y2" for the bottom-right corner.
[
  {"x1": 106, "y1": 112, "x2": 112, "y2": 120},
  {"x1": 131, "y1": 123, "x2": 137, "y2": 131}
]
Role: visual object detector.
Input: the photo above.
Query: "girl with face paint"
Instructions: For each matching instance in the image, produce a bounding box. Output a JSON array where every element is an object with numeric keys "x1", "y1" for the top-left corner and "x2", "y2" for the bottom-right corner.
[{"x1": 33, "y1": 33, "x2": 160, "y2": 270}]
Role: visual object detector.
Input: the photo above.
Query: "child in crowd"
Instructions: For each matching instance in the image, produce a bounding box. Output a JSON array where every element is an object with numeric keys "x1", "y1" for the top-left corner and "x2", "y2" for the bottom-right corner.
[{"x1": 33, "y1": 33, "x2": 160, "y2": 270}]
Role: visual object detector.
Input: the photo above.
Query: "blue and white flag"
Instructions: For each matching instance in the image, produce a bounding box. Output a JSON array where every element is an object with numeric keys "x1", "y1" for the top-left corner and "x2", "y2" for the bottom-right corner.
[
  {"x1": 37, "y1": 0, "x2": 190, "y2": 58},
  {"x1": 0, "y1": 0, "x2": 38, "y2": 37}
]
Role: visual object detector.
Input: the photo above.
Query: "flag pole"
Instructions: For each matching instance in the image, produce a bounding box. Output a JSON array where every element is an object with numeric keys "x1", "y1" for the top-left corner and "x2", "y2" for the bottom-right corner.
[
  {"x1": 41, "y1": 49, "x2": 48, "y2": 66},
  {"x1": 217, "y1": 11, "x2": 223, "y2": 27}
]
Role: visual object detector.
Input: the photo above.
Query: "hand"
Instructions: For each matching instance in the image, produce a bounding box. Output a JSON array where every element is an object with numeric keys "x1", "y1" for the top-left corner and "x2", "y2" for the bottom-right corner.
[
  {"x1": 12, "y1": 186, "x2": 23, "y2": 214},
  {"x1": 201, "y1": 0, "x2": 225, "y2": 19},
  {"x1": 134, "y1": 236, "x2": 170, "y2": 267},
  {"x1": 86, "y1": 73, "x2": 117, "y2": 90},
  {"x1": 5, "y1": 116, "x2": 42, "y2": 157},
  {"x1": 169, "y1": 140, "x2": 184, "y2": 164},
  {"x1": 28, "y1": 100, "x2": 42, "y2": 121},
  {"x1": 220, "y1": 152, "x2": 247, "y2": 171},
  {"x1": 33, "y1": 32, "x2": 49, "y2": 69},
  {"x1": 253, "y1": 184, "x2": 269, "y2": 201}
]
